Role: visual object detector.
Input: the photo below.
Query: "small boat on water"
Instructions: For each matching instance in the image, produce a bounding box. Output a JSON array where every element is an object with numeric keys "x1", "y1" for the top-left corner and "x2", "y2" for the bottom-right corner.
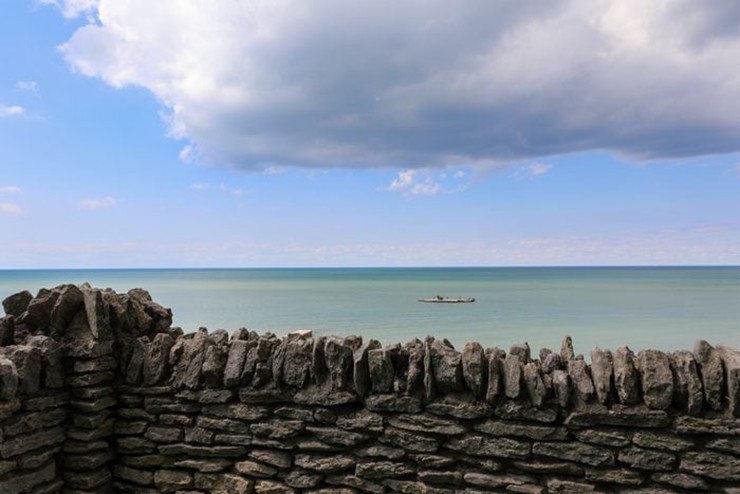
[{"x1": 418, "y1": 295, "x2": 476, "y2": 303}]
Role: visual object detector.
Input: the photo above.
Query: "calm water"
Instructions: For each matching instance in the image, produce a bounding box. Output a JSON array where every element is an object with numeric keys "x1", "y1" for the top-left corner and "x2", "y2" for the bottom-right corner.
[{"x1": 0, "y1": 267, "x2": 738, "y2": 354}]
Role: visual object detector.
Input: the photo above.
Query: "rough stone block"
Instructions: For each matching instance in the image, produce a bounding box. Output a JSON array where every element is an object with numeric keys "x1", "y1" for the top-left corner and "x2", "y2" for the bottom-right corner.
[
  {"x1": 532, "y1": 441, "x2": 613, "y2": 467},
  {"x1": 693, "y1": 340, "x2": 724, "y2": 411},
  {"x1": 613, "y1": 346, "x2": 640, "y2": 405},
  {"x1": 0, "y1": 356, "x2": 19, "y2": 400},
  {"x1": 154, "y1": 469, "x2": 194, "y2": 491},
  {"x1": 567, "y1": 359, "x2": 594, "y2": 403},
  {"x1": 669, "y1": 350, "x2": 703, "y2": 415},
  {"x1": 618, "y1": 446, "x2": 675, "y2": 471},
  {"x1": 462, "y1": 342, "x2": 486, "y2": 398},
  {"x1": 679, "y1": 451, "x2": 740, "y2": 482},
  {"x1": 637, "y1": 350, "x2": 673, "y2": 410}
]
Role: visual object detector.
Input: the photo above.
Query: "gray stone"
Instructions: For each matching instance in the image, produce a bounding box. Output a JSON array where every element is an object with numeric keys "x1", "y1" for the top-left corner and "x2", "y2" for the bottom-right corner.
[
  {"x1": 485, "y1": 351, "x2": 503, "y2": 403},
  {"x1": 429, "y1": 339, "x2": 464, "y2": 394},
  {"x1": 672, "y1": 416, "x2": 740, "y2": 435},
  {"x1": 382, "y1": 426, "x2": 439, "y2": 453},
  {"x1": 170, "y1": 330, "x2": 209, "y2": 390},
  {"x1": 223, "y1": 340, "x2": 251, "y2": 388},
  {"x1": 446, "y1": 434, "x2": 530, "y2": 459},
  {"x1": 511, "y1": 460, "x2": 584, "y2": 476},
  {"x1": 354, "y1": 339, "x2": 380, "y2": 397},
  {"x1": 0, "y1": 345, "x2": 41, "y2": 395},
  {"x1": 283, "y1": 469, "x2": 323, "y2": 488},
  {"x1": 419, "y1": 469, "x2": 463, "y2": 485},
  {"x1": 693, "y1": 340, "x2": 724, "y2": 411},
  {"x1": 523, "y1": 362, "x2": 547, "y2": 407},
  {"x1": 158, "y1": 443, "x2": 247, "y2": 457},
  {"x1": 494, "y1": 400, "x2": 557, "y2": 423},
  {"x1": 202, "y1": 343, "x2": 228, "y2": 388},
  {"x1": 567, "y1": 359, "x2": 594, "y2": 403},
  {"x1": 355, "y1": 461, "x2": 414, "y2": 479},
  {"x1": 0, "y1": 425, "x2": 65, "y2": 458},
  {"x1": 365, "y1": 394, "x2": 422, "y2": 413},
  {"x1": 633, "y1": 431, "x2": 694, "y2": 452},
  {"x1": 542, "y1": 352, "x2": 562, "y2": 373},
  {"x1": 405, "y1": 340, "x2": 425, "y2": 397},
  {"x1": 251, "y1": 419, "x2": 305, "y2": 439},
  {"x1": 0, "y1": 356, "x2": 18, "y2": 400},
  {"x1": 203, "y1": 402, "x2": 270, "y2": 421},
  {"x1": 546, "y1": 479, "x2": 596, "y2": 493},
  {"x1": 463, "y1": 472, "x2": 537, "y2": 489},
  {"x1": 336, "y1": 411, "x2": 383, "y2": 433},
  {"x1": 295, "y1": 454, "x2": 356, "y2": 473},
  {"x1": 283, "y1": 335, "x2": 313, "y2": 388},
  {"x1": 552, "y1": 370, "x2": 570, "y2": 407},
  {"x1": 154, "y1": 469, "x2": 193, "y2": 490},
  {"x1": 324, "y1": 336, "x2": 354, "y2": 390},
  {"x1": 560, "y1": 335, "x2": 575, "y2": 362},
  {"x1": 423, "y1": 338, "x2": 436, "y2": 401},
  {"x1": 144, "y1": 333, "x2": 175, "y2": 386},
  {"x1": 510, "y1": 342, "x2": 531, "y2": 363},
  {"x1": 532, "y1": 441, "x2": 614, "y2": 467},
  {"x1": 255, "y1": 480, "x2": 295, "y2": 493},
  {"x1": 718, "y1": 345, "x2": 740, "y2": 417},
  {"x1": 0, "y1": 461, "x2": 55, "y2": 494},
  {"x1": 680, "y1": 451, "x2": 740, "y2": 481},
  {"x1": 173, "y1": 459, "x2": 232, "y2": 472},
  {"x1": 575, "y1": 429, "x2": 631, "y2": 447},
  {"x1": 669, "y1": 350, "x2": 703, "y2": 415},
  {"x1": 294, "y1": 386, "x2": 358, "y2": 406},
  {"x1": 388, "y1": 413, "x2": 466, "y2": 435},
  {"x1": 637, "y1": 349, "x2": 674, "y2": 410},
  {"x1": 618, "y1": 446, "x2": 675, "y2": 471},
  {"x1": 590, "y1": 348, "x2": 613, "y2": 404},
  {"x1": 2, "y1": 290, "x2": 32, "y2": 318},
  {"x1": 707, "y1": 437, "x2": 740, "y2": 455},
  {"x1": 368, "y1": 347, "x2": 394, "y2": 393},
  {"x1": 326, "y1": 474, "x2": 385, "y2": 494},
  {"x1": 426, "y1": 397, "x2": 492, "y2": 419},
  {"x1": 250, "y1": 449, "x2": 292, "y2": 468},
  {"x1": 565, "y1": 406, "x2": 670, "y2": 428},
  {"x1": 27, "y1": 335, "x2": 64, "y2": 388},
  {"x1": 114, "y1": 464, "x2": 155, "y2": 485},
  {"x1": 584, "y1": 467, "x2": 644, "y2": 486},
  {"x1": 614, "y1": 346, "x2": 640, "y2": 405},
  {"x1": 462, "y1": 342, "x2": 486, "y2": 398},
  {"x1": 475, "y1": 420, "x2": 567, "y2": 440},
  {"x1": 356, "y1": 445, "x2": 405, "y2": 459},
  {"x1": 651, "y1": 472, "x2": 709, "y2": 491},
  {"x1": 235, "y1": 460, "x2": 278, "y2": 478},
  {"x1": 306, "y1": 425, "x2": 371, "y2": 446},
  {"x1": 504, "y1": 354, "x2": 523, "y2": 399}
]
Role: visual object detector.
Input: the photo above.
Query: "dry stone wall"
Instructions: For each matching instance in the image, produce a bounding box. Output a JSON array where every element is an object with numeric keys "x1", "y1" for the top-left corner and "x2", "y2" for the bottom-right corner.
[{"x1": 0, "y1": 284, "x2": 738, "y2": 493}]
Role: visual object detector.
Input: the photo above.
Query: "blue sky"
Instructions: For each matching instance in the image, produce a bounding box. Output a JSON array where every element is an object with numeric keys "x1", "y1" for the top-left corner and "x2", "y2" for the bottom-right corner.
[{"x1": 1, "y1": 0, "x2": 738, "y2": 268}]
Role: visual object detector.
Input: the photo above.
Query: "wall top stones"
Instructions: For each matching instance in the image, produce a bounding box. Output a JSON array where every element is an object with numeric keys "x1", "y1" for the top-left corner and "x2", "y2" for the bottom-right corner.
[{"x1": 0, "y1": 284, "x2": 738, "y2": 419}]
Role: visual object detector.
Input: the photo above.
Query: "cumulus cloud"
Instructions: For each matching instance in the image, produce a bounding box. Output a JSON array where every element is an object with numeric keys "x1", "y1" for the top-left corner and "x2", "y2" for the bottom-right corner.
[
  {"x1": 78, "y1": 196, "x2": 116, "y2": 209},
  {"x1": 0, "y1": 105, "x2": 24, "y2": 117},
  {"x1": 525, "y1": 163, "x2": 553, "y2": 178},
  {"x1": 386, "y1": 170, "x2": 442, "y2": 197},
  {"x1": 53, "y1": 0, "x2": 740, "y2": 170},
  {"x1": 0, "y1": 203, "x2": 22, "y2": 215}
]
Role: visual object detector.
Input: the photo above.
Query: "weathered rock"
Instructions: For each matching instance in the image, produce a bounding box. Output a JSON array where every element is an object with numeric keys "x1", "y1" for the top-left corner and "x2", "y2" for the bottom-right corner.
[
  {"x1": 485, "y1": 349, "x2": 504, "y2": 403},
  {"x1": 567, "y1": 359, "x2": 594, "y2": 403},
  {"x1": 223, "y1": 339, "x2": 251, "y2": 388},
  {"x1": 650, "y1": 472, "x2": 709, "y2": 491},
  {"x1": 202, "y1": 343, "x2": 228, "y2": 389},
  {"x1": 283, "y1": 469, "x2": 323, "y2": 488},
  {"x1": 552, "y1": 370, "x2": 570, "y2": 408},
  {"x1": 590, "y1": 348, "x2": 613, "y2": 405},
  {"x1": 429, "y1": 339, "x2": 464, "y2": 394},
  {"x1": 463, "y1": 472, "x2": 538, "y2": 489},
  {"x1": 2, "y1": 290, "x2": 32, "y2": 318},
  {"x1": 613, "y1": 346, "x2": 640, "y2": 405},
  {"x1": 354, "y1": 339, "x2": 380, "y2": 397},
  {"x1": 475, "y1": 420, "x2": 567, "y2": 441},
  {"x1": 462, "y1": 342, "x2": 486, "y2": 398},
  {"x1": 235, "y1": 460, "x2": 279, "y2": 478},
  {"x1": 668, "y1": 350, "x2": 703, "y2": 415},
  {"x1": 0, "y1": 356, "x2": 19, "y2": 400},
  {"x1": 717, "y1": 345, "x2": 740, "y2": 417},
  {"x1": 679, "y1": 451, "x2": 740, "y2": 481},
  {"x1": 584, "y1": 467, "x2": 644, "y2": 486},
  {"x1": 560, "y1": 335, "x2": 575, "y2": 362},
  {"x1": 532, "y1": 441, "x2": 614, "y2": 467},
  {"x1": 294, "y1": 454, "x2": 356, "y2": 473},
  {"x1": 154, "y1": 469, "x2": 193, "y2": 490},
  {"x1": 637, "y1": 350, "x2": 674, "y2": 410},
  {"x1": 618, "y1": 446, "x2": 676, "y2": 471},
  {"x1": 575, "y1": 429, "x2": 632, "y2": 447},
  {"x1": 405, "y1": 339, "x2": 424, "y2": 397},
  {"x1": 170, "y1": 329, "x2": 209, "y2": 390},
  {"x1": 510, "y1": 342, "x2": 531, "y2": 363},
  {"x1": 632, "y1": 431, "x2": 694, "y2": 452},
  {"x1": 693, "y1": 340, "x2": 724, "y2": 411},
  {"x1": 542, "y1": 352, "x2": 562, "y2": 373},
  {"x1": 143, "y1": 333, "x2": 175, "y2": 386},
  {"x1": 27, "y1": 335, "x2": 64, "y2": 388},
  {"x1": 504, "y1": 354, "x2": 523, "y2": 399},
  {"x1": 0, "y1": 345, "x2": 41, "y2": 394},
  {"x1": 355, "y1": 461, "x2": 415, "y2": 479},
  {"x1": 388, "y1": 413, "x2": 466, "y2": 435},
  {"x1": 523, "y1": 362, "x2": 547, "y2": 408},
  {"x1": 0, "y1": 316, "x2": 14, "y2": 346},
  {"x1": 446, "y1": 434, "x2": 530, "y2": 459},
  {"x1": 282, "y1": 335, "x2": 313, "y2": 388},
  {"x1": 565, "y1": 406, "x2": 670, "y2": 429},
  {"x1": 368, "y1": 347, "x2": 394, "y2": 394},
  {"x1": 325, "y1": 337, "x2": 355, "y2": 391},
  {"x1": 426, "y1": 396, "x2": 492, "y2": 419}
]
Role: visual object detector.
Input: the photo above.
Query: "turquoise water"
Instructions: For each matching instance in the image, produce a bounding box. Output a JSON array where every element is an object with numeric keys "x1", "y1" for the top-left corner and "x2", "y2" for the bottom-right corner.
[{"x1": 0, "y1": 267, "x2": 738, "y2": 354}]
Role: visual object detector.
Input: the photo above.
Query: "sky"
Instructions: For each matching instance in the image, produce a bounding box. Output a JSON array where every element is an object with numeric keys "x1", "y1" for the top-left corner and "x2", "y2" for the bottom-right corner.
[{"x1": 1, "y1": 0, "x2": 739, "y2": 268}]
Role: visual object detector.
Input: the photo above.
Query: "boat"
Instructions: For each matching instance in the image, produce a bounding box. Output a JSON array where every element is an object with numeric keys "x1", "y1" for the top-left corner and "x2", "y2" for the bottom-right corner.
[{"x1": 418, "y1": 295, "x2": 476, "y2": 303}]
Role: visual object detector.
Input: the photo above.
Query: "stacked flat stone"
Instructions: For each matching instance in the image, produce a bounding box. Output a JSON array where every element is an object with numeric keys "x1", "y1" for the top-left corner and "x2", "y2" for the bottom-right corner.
[{"x1": 0, "y1": 284, "x2": 738, "y2": 493}]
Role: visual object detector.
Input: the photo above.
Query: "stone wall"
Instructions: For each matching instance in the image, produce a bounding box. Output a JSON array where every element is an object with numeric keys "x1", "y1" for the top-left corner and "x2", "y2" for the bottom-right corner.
[{"x1": 0, "y1": 284, "x2": 738, "y2": 493}]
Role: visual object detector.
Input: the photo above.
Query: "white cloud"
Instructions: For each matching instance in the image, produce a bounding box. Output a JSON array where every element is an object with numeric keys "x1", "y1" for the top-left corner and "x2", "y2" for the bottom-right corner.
[
  {"x1": 385, "y1": 170, "x2": 443, "y2": 197},
  {"x1": 0, "y1": 203, "x2": 22, "y2": 215},
  {"x1": 0, "y1": 105, "x2": 24, "y2": 117},
  {"x1": 40, "y1": 0, "x2": 99, "y2": 19},
  {"x1": 53, "y1": 1, "x2": 740, "y2": 170},
  {"x1": 190, "y1": 183, "x2": 207, "y2": 190},
  {"x1": 15, "y1": 81, "x2": 39, "y2": 93},
  {"x1": 78, "y1": 196, "x2": 116, "y2": 209},
  {"x1": 0, "y1": 186, "x2": 21, "y2": 194}
]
